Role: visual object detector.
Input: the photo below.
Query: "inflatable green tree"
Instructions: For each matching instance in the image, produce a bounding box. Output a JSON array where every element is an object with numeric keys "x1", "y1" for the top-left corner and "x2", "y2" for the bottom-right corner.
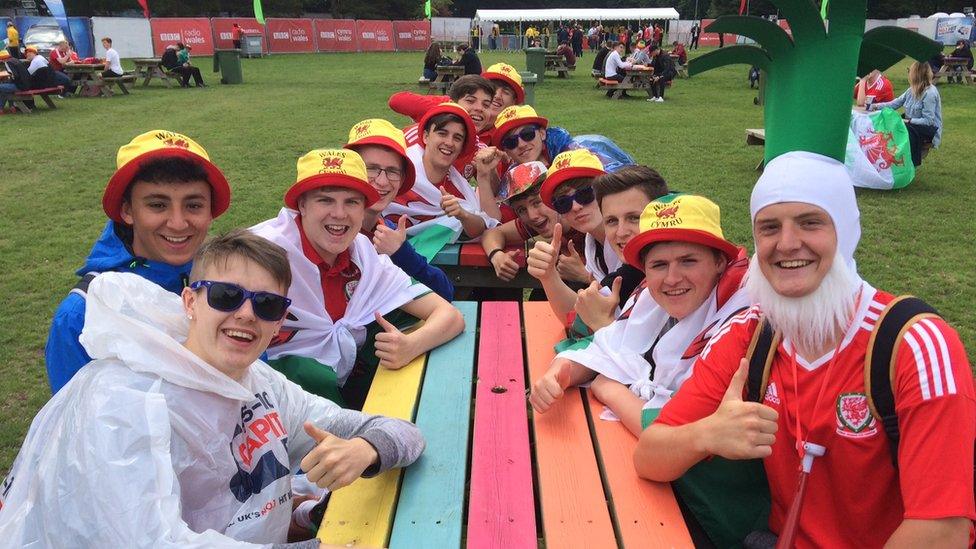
[{"x1": 690, "y1": 0, "x2": 940, "y2": 163}]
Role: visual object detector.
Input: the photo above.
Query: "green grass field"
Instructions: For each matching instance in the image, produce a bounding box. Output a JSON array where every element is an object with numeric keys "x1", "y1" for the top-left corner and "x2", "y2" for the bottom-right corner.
[{"x1": 1, "y1": 48, "x2": 973, "y2": 474}]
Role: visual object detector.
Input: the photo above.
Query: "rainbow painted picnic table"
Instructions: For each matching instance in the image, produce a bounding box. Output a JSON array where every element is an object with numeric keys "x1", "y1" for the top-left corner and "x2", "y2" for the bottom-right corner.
[{"x1": 317, "y1": 301, "x2": 693, "y2": 548}]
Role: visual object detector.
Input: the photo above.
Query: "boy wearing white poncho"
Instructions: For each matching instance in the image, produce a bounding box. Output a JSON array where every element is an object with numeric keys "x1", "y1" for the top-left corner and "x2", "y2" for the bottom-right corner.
[
  {"x1": 251, "y1": 149, "x2": 464, "y2": 410},
  {"x1": 0, "y1": 231, "x2": 425, "y2": 548},
  {"x1": 529, "y1": 193, "x2": 751, "y2": 435}
]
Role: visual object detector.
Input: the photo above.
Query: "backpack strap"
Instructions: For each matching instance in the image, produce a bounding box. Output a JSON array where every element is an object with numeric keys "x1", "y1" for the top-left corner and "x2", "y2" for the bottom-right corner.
[
  {"x1": 864, "y1": 295, "x2": 940, "y2": 466},
  {"x1": 68, "y1": 272, "x2": 99, "y2": 299},
  {"x1": 745, "y1": 316, "x2": 780, "y2": 403}
]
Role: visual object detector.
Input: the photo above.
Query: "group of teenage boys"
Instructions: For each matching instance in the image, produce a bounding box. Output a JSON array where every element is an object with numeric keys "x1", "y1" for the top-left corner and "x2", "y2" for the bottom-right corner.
[{"x1": 0, "y1": 55, "x2": 972, "y2": 548}]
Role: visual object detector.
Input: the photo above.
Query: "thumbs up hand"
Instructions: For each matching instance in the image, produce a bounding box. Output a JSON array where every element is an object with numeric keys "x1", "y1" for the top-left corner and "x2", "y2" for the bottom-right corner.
[
  {"x1": 300, "y1": 421, "x2": 378, "y2": 492},
  {"x1": 556, "y1": 240, "x2": 590, "y2": 283},
  {"x1": 373, "y1": 311, "x2": 418, "y2": 370},
  {"x1": 529, "y1": 358, "x2": 575, "y2": 413},
  {"x1": 373, "y1": 216, "x2": 408, "y2": 256},
  {"x1": 698, "y1": 359, "x2": 779, "y2": 459},
  {"x1": 527, "y1": 222, "x2": 562, "y2": 281},
  {"x1": 574, "y1": 276, "x2": 621, "y2": 332},
  {"x1": 439, "y1": 186, "x2": 465, "y2": 219}
]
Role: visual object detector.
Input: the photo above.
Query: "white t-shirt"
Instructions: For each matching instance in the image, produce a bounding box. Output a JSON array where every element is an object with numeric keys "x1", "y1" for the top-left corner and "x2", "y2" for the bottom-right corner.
[
  {"x1": 105, "y1": 47, "x2": 123, "y2": 75},
  {"x1": 27, "y1": 54, "x2": 48, "y2": 75},
  {"x1": 604, "y1": 50, "x2": 631, "y2": 78}
]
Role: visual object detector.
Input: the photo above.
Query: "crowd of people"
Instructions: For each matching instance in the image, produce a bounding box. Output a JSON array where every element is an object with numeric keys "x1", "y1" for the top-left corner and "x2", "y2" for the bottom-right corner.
[{"x1": 0, "y1": 21, "x2": 971, "y2": 549}]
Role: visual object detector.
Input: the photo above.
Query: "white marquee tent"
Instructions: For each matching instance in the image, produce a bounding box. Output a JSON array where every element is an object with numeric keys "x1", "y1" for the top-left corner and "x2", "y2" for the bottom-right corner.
[{"x1": 474, "y1": 8, "x2": 680, "y2": 23}]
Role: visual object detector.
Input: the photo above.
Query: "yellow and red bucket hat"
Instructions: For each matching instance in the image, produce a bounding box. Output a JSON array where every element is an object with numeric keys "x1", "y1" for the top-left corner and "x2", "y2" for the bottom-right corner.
[
  {"x1": 622, "y1": 193, "x2": 739, "y2": 269},
  {"x1": 539, "y1": 148, "x2": 606, "y2": 208},
  {"x1": 102, "y1": 130, "x2": 231, "y2": 223},
  {"x1": 344, "y1": 118, "x2": 416, "y2": 196},
  {"x1": 285, "y1": 148, "x2": 379, "y2": 209},
  {"x1": 482, "y1": 62, "x2": 525, "y2": 104}
]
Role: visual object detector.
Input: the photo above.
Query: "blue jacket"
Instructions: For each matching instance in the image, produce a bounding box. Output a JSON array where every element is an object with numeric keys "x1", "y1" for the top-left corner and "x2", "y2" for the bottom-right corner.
[
  {"x1": 384, "y1": 218, "x2": 454, "y2": 300},
  {"x1": 44, "y1": 221, "x2": 192, "y2": 394}
]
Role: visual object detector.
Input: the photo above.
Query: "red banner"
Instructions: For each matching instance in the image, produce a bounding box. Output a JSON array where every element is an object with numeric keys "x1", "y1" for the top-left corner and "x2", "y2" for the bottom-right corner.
[
  {"x1": 314, "y1": 19, "x2": 358, "y2": 52},
  {"x1": 356, "y1": 20, "x2": 395, "y2": 52},
  {"x1": 150, "y1": 18, "x2": 214, "y2": 56},
  {"x1": 699, "y1": 18, "x2": 735, "y2": 47},
  {"x1": 212, "y1": 17, "x2": 266, "y2": 52},
  {"x1": 393, "y1": 20, "x2": 430, "y2": 51},
  {"x1": 265, "y1": 18, "x2": 315, "y2": 53}
]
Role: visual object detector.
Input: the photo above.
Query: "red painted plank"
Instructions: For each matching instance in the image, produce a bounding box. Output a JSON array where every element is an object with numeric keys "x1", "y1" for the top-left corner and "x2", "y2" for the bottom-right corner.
[
  {"x1": 466, "y1": 302, "x2": 536, "y2": 549},
  {"x1": 458, "y1": 242, "x2": 525, "y2": 267},
  {"x1": 586, "y1": 391, "x2": 695, "y2": 548},
  {"x1": 522, "y1": 302, "x2": 617, "y2": 549}
]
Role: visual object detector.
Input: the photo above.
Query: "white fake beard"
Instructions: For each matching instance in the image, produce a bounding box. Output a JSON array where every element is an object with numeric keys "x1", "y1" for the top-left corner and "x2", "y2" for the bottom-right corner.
[{"x1": 745, "y1": 251, "x2": 858, "y2": 356}]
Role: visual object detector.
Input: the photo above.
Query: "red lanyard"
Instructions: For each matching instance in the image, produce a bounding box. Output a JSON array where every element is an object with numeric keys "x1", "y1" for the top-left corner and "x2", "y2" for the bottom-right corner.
[{"x1": 786, "y1": 289, "x2": 862, "y2": 462}]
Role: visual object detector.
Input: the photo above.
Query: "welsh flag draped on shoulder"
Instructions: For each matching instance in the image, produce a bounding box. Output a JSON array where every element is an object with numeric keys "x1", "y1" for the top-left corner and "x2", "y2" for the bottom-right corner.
[
  {"x1": 249, "y1": 208, "x2": 430, "y2": 387},
  {"x1": 845, "y1": 108, "x2": 915, "y2": 190},
  {"x1": 384, "y1": 143, "x2": 499, "y2": 262}
]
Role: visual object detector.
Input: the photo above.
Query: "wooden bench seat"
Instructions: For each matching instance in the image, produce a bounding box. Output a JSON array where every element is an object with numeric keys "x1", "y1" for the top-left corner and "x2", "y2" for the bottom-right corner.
[
  {"x1": 10, "y1": 86, "x2": 63, "y2": 113},
  {"x1": 102, "y1": 74, "x2": 138, "y2": 95}
]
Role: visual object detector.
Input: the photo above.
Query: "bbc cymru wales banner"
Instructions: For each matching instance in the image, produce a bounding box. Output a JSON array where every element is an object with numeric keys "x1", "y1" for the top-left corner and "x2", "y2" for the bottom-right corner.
[
  {"x1": 314, "y1": 19, "x2": 358, "y2": 52},
  {"x1": 212, "y1": 17, "x2": 266, "y2": 51},
  {"x1": 266, "y1": 19, "x2": 315, "y2": 53},
  {"x1": 357, "y1": 20, "x2": 396, "y2": 51},
  {"x1": 393, "y1": 20, "x2": 431, "y2": 51},
  {"x1": 845, "y1": 108, "x2": 915, "y2": 190},
  {"x1": 150, "y1": 18, "x2": 214, "y2": 55}
]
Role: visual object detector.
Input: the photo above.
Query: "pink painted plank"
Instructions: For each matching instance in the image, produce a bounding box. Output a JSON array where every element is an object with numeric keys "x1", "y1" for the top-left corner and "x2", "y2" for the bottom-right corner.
[{"x1": 466, "y1": 301, "x2": 536, "y2": 549}]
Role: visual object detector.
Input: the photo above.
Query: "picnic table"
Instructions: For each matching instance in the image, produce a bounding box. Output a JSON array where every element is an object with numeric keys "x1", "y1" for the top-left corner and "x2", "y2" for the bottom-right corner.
[
  {"x1": 63, "y1": 63, "x2": 112, "y2": 97},
  {"x1": 545, "y1": 54, "x2": 575, "y2": 78},
  {"x1": 317, "y1": 301, "x2": 694, "y2": 548},
  {"x1": 131, "y1": 58, "x2": 176, "y2": 88},
  {"x1": 935, "y1": 56, "x2": 974, "y2": 85},
  {"x1": 427, "y1": 65, "x2": 465, "y2": 94},
  {"x1": 431, "y1": 242, "x2": 540, "y2": 291},
  {"x1": 598, "y1": 66, "x2": 655, "y2": 99}
]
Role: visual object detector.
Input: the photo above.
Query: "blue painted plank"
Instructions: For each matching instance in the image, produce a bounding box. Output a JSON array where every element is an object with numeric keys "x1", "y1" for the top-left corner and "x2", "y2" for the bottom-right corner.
[
  {"x1": 389, "y1": 301, "x2": 478, "y2": 549},
  {"x1": 432, "y1": 243, "x2": 461, "y2": 266}
]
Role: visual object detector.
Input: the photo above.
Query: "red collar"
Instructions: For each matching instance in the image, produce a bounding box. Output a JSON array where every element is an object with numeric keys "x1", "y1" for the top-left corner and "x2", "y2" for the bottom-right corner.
[{"x1": 295, "y1": 215, "x2": 352, "y2": 274}]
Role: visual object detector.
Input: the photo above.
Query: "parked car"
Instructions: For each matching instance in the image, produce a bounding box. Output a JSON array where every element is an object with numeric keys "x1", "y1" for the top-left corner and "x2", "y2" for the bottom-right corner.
[{"x1": 24, "y1": 24, "x2": 66, "y2": 57}]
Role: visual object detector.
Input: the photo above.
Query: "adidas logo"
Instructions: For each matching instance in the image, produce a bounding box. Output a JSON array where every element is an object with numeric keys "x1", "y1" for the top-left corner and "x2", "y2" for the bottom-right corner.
[{"x1": 764, "y1": 382, "x2": 781, "y2": 406}]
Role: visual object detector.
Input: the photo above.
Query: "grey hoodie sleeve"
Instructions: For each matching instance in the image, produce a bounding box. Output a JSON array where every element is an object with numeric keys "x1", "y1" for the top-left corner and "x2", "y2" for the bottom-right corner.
[{"x1": 269, "y1": 365, "x2": 425, "y2": 475}]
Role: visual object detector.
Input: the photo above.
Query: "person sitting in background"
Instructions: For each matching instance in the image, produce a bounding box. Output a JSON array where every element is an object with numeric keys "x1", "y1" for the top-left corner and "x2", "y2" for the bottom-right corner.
[
  {"x1": 0, "y1": 230, "x2": 426, "y2": 547},
  {"x1": 422, "y1": 42, "x2": 442, "y2": 81},
  {"x1": 556, "y1": 40, "x2": 577, "y2": 67},
  {"x1": 0, "y1": 50, "x2": 29, "y2": 112},
  {"x1": 161, "y1": 44, "x2": 204, "y2": 88},
  {"x1": 453, "y1": 43, "x2": 482, "y2": 75},
  {"x1": 671, "y1": 41, "x2": 687, "y2": 65},
  {"x1": 628, "y1": 40, "x2": 651, "y2": 66},
  {"x1": 100, "y1": 37, "x2": 123, "y2": 78},
  {"x1": 23, "y1": 46, "x2": 60, "y2": 91},
  {"x1": 604, "y1": 41, "x2": 634, "y2": 98},
  {"x1": 647, "y1": 44, "x2": 677, "y2": 103},
  {"x1": 949, "y1": 39, "x2": 973, "y2": 82},
  {"x1": 48, "y1": 40, "x2": 78, "y2": 95},
  {"x1": 871, "y1": 61, "x2": 942, "y2": 167},
  {"x1": 853, "y1": 69, "x2": 893, "y2": 107},
  {"x1": 592, "y1": 41, "x2": 611, "y2": 76},
  {"x1": 175, "y1": 42, "x2": 206, "y2": 87}
]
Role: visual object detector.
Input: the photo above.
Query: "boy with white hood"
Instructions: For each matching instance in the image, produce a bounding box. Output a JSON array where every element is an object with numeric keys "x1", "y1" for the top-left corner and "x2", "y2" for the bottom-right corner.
[{"x1": 0, "y1": 230, "x2": 425, "y2": 547}]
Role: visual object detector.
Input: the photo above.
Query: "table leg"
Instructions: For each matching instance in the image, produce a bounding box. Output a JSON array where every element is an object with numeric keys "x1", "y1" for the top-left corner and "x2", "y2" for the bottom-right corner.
[
  {"x1": 12, "y1": 99, "x2": 32, "y2": 114},
  {"x1": 118, "y1": 81, "x2": 130, "y2": 95},
  {"x1": 41, "y1": 94, "x2": 56, "y2": 109}
]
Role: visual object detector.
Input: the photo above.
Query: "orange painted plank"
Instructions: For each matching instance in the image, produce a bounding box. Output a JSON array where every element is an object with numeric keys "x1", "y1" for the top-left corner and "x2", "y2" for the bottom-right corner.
[
  {"x1": 585, "y1": 391, "x2": 695, "y2": 549},
  {"x1": 458, "y1": 242, "x2": 525, "y2": 267},
  {"x1": 522, "y1": 301, "x2": 617, "y2": 549}
]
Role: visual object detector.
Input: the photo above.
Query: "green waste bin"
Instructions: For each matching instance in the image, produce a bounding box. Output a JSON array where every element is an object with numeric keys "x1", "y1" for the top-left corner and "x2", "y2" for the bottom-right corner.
[
  {"x1": 213, "y1": 49, "x2": 243, "y2": 85},
  {"x1": 519, "y1": 71, "x2": 538, "y2": 106},
  {"x1": 525, "y1": 47, "x2": 547, "y2": 85}
]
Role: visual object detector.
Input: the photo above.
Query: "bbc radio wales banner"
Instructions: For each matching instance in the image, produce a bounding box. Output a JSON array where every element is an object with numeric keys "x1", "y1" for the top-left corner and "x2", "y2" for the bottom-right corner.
[
  {"x1": 265, "y1": 18, "x2": 315, "y2": 52},
  {"x1": 149, "y1": 18, "x2": 214, "y2": 55},
  {"x1": 356, "y1": 20, "x2": 395, "y2": 51},
  {"x1": 314, "y1": 19, "x2": 358, "y2": 52},
  {"x1": 212, "y1": 17, "x2": 266, "y2": 51},
  {"x1": 393, "y1": 20, "x2": 430, "y2": 51}
]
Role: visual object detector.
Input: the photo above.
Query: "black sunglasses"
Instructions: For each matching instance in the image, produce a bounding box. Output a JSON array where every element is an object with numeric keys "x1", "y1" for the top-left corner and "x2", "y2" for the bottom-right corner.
[
  {"x1": 499, "y1": 126, "x2": 540, "y2": 151},
  {"x1": 552, "y1": 186, "x2": 596, "y2": 214},
  {"x1": 189, "y1": 280, "x2": 291, "y2": 322}
]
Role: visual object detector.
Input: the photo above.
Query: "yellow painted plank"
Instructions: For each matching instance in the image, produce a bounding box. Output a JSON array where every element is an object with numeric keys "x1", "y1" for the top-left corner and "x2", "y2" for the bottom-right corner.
[{"x1": 319, "y1": 353, "x2": 427, "y2": 547}]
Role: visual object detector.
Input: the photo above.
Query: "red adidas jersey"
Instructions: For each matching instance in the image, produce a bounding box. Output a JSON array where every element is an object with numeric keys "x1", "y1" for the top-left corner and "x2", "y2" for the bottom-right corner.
[{"x1": 657, "y1": 284, "x2": 976, "y2": 548}]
